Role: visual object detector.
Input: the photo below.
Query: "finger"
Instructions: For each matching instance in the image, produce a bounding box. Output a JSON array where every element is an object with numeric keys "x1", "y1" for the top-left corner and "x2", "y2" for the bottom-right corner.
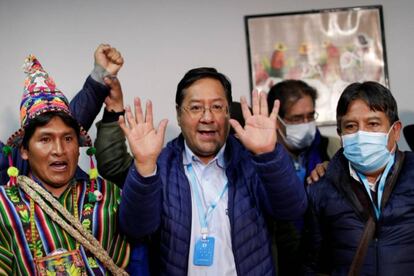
[
  {"x1": 108, "y1": 50, "x2": 120, "y2": 61},
  {"x1": 240, "y1": 96, "x2": 251, "y2": 120},
  {"x1": 104, "y1": 76, "x2": 120, "y2": 89},
  {"x1": 229, "y1": 119, "x2": 244, "y2": 137},
  {"x1": 145, "y1": 100, "x2": 154, "y2": 127},
  {"x1": 316, "y1": 164, "x2": 326, "y2": 178},
  {"x1": 259, "y1": 91, "x2": 268, "y2": 116},
  {"x1": 118, "y1": 115, "x2": 130, "y2": 136},
  {"x1": 103, "y1": 76, "x2": 114, "y2": 87},
  {"x1": 156, "y1": 119, "x2": 169, "y2": 142},
  {"x1": 115, "y1": 56, "x2": 124, "y2": 65},
  {"x1": 107, "y1": 48, "x2": 119, "y2": 59},
  {"x1": 309, "y1": 170, "x2": 319, "y2": 183},
  {"x1": 102, "y1": 45, "x2": 114, "y2": 54},
  {"x1": 125, "y1": 105, "x2": 137, "y2": 128},
  {"x1": 269, "y1": 99, "x2": 280, "y2": 121},
  {"x1": 134, "y1": 97, "x2": 144, "y2": 124},
  {"x1": 96, "y1": 44, "x2": 110, "y2": 54},
  {"x1": 251, "y1": 90, "x2": 260, "y2": 115},
  {"x1": 103, "y1": 76, "x2": 112, "y2": 86}
]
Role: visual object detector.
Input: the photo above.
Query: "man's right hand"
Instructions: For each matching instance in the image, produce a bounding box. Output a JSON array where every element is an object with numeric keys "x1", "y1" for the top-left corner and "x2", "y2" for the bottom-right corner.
[
  {"x1": 119, "y1": 98, "x2": 168, "y2": 177},
  {"x1": 306, "y1": 161, "x2": 329, "y2": 185},
  {"x1": 94, "y1": 44, "x2": 124, "y2": 76},
  {"x1": 104, "y1": 77, "x2": 124, "y2": 112}
]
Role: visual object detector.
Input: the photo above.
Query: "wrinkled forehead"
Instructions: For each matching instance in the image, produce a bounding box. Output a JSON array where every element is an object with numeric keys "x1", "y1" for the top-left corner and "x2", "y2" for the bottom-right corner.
[{"x1": 182, "y1": 78, "x2": 228, "y2": 104}]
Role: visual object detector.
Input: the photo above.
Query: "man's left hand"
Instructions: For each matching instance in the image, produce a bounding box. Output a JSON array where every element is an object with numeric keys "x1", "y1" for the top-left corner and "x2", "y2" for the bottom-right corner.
[{"x1": 230, "y1": 90, "x2": 280, "y2": 155}]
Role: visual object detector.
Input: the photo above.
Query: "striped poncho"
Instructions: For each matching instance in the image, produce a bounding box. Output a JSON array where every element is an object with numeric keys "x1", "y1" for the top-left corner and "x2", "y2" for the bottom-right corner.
[{"x1": 0, "y1": 176, "x2": 130, "y2": 275}]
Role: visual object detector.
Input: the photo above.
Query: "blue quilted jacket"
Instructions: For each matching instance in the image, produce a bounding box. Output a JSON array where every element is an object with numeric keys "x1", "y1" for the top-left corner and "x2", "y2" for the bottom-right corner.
[
  {"x1": 120, "y1": 134, "x2": 308, "y2": 275},
  {"x1": 305, "y1": 149, "x2": 414, "y2": 276}
]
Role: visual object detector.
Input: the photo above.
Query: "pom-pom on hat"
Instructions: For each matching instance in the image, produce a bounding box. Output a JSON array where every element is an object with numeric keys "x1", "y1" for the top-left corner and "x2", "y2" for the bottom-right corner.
[{"x1": 7, "y1": 55, "x2": 91, "y2": 147}]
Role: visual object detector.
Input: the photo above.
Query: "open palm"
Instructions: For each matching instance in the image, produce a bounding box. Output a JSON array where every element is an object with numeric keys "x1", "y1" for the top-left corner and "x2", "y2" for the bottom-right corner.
[
  {"x1": 230, "y1": 91, "x2": 279, "y2": 155},
  {"x1": 119, "y1": 97, "x2": 168, "y2": 176}
]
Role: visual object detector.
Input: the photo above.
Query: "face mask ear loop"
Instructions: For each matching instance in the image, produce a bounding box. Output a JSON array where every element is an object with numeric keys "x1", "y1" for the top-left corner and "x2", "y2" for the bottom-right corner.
[
  {"x1": 387, "y1": 122, "x2": 395, "y2": 136},
  {"x1": 277, "y1": 115, "x2": 287, "y2": 126},
  {"x1": 387, "y1": 122, "x2": 398, "y2": 153},
  {"x1": 277, "y1": 115, "x2": 287, "y2": 138}
]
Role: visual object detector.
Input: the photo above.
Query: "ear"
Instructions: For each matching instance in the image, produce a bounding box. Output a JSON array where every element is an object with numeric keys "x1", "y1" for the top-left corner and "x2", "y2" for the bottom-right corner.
[
  {"x1": 20, "y1": 146, "x2": 29, "y2": 160},
  {"x1": 391, "y1": 121, "x2": 402, "y2": 142},
  {"x1": 337, "y1": 128, "x2": 344, "y2": 147},
  {"x1": 176, "y1": 105, "x2": 182, "y2": 127}
]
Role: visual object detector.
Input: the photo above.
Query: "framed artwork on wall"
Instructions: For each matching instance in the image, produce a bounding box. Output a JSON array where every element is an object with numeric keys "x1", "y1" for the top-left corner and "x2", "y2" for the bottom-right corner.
[{"x1": 245, "y1": 5, "x2": 388, "y2": 125}]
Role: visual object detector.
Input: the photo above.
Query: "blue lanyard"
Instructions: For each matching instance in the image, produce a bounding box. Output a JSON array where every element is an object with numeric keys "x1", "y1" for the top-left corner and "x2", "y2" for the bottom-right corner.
[
  {"x1": 357, "y1": 154, "x2": 395, "y2": 220},
  {"x1": 187, "y1": 163, "x2": 228, "y2": 239}
]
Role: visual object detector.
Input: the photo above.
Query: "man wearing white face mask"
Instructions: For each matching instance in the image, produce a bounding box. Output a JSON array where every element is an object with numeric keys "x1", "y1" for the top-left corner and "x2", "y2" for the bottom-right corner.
[
  {"x1": 267, "y1": 80, "x2": 340, "y2": 186},
  {"x1": 303, "y1": 82, "x2": 414, "y2": 275},
  {"x1": 266, "y1": 80, "x2": 340, "y2": 276}
]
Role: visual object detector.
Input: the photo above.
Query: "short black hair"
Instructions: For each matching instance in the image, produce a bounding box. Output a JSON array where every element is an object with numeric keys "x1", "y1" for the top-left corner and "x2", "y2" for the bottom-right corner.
[
  {"x1": 21, "y1": 111, "x2": 81, "y2": 149},
  {"x1": 267, "y1": 80, "x2": 317, "y2": 118},
  {"x1": 175, "y1": 67, "x2": 232, "y2": 108},
  {"x1": 336, "y1": 81, "x2": 399, "y2": 132}
]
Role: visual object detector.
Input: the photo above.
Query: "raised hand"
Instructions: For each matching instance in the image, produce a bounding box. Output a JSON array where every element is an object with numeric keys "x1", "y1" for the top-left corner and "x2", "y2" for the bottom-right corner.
[
  {"x1": 104, "y1": 76, "x2": 124, "y2": 112},
  {"x1": 94, "y1": 44, "x2": 124, "y2": 76},
  {"x1": 229, "y1": 90, "x2": 280, "y2": 155},
  {"x1": 119, "y1": 98, "x2": 168, "y2": 176}
]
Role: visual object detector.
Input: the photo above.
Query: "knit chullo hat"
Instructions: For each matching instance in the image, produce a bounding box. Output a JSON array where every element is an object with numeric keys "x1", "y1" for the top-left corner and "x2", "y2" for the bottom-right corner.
[
  {"x1": 4, "y1": 55, "x2": 101, "y2": 200},
  {"x1": 6, "y1": 54, "x2": 91, "y2": 147}
]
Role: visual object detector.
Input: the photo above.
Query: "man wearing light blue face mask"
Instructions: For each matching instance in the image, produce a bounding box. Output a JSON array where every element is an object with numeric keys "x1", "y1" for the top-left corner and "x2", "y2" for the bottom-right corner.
[{"x1": 303, "y1": 81, "x2": 414, "y2": 276}]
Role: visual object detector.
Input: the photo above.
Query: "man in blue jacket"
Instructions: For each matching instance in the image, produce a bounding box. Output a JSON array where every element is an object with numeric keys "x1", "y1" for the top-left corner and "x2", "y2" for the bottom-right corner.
[
  {"x1": 0, "y1": 44, "x2": 123, "y2": 184},
  {"x1": 304, "y1": 82, "x2": 414, "y2": 275},
  {"x1": 117, "y1": 67, "x2": 308, "y2": 275}
]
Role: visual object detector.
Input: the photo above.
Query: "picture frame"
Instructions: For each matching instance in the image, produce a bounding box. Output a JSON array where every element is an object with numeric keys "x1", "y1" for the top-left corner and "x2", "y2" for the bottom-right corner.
[{"x1": 245, "y1": 5, "x2": 388, "y2": 125}]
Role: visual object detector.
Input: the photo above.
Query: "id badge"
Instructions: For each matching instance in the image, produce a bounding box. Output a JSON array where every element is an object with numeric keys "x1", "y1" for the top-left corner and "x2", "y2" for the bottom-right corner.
[
  {"x1": 193, "y1": 236, "x2": 215, "y2": 266},
  {"x1": 35, "y1": 249, "x2": 87, "y2": 276}
]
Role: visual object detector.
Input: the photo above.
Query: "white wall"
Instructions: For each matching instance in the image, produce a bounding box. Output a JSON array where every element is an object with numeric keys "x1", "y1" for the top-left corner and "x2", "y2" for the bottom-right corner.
[{"x1": 1, "y1": 0, "x2": 413, "y2": 170}]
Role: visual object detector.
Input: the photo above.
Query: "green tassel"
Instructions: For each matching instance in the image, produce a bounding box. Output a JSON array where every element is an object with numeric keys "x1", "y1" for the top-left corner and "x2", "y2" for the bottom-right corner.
[
  {"x1": 86, "y1": 147, "x2": 96, "y2": 156},
  {"x1": 2, "y1": 145, "x2": 12, "y2": 156},
  {"x1": 88, "y1": 192, "x2": 97, "y2": 203}
]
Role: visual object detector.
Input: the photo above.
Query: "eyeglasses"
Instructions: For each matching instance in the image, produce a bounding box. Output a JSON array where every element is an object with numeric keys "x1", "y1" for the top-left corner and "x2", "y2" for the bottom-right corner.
[
  {"x1": 283, "y1": 112, "x2": 319, "y2": 124},
  {"x1": 182, "y1": 104, "x2": 228, "y2": 117}
]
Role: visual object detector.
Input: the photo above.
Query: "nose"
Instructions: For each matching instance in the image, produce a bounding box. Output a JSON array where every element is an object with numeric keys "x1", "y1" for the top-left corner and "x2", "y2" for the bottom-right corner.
[
  {"x1": 52, "y1": 140, "x2": 65, "y2": 155},
  {"x1": 200, "y1": 107, "x2": 214, "y2": 122}
]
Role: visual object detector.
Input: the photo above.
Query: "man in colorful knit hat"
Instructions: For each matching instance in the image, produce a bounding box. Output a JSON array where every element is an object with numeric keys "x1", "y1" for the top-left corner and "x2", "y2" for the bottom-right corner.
[
  {"x1": 0, "y1": 55, "x2": 130, "y2": 275},
  {"x1": 0, "y1": 43, "x2": 124, "y2": 185}
]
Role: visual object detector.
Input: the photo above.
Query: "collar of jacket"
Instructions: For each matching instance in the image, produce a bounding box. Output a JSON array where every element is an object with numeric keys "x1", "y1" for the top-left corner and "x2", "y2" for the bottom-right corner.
[{"x1": 324, "y1": 148, "x2": 405, "y2": 222}]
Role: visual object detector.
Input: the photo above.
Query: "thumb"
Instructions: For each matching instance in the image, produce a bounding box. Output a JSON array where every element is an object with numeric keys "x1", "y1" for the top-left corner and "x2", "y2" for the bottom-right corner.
[
  {"x1": 103, "y1": 76, "x2": 112, "y2": 87},
  {"x1": 157, "y1": 119, "x2": 169, "y2": 140},
  {"x1": 104, "y1": 76, "x2": 120, "y2": 89},
  {"x1": 229, "y1": 119, "x2": 244, "y2": 138}
]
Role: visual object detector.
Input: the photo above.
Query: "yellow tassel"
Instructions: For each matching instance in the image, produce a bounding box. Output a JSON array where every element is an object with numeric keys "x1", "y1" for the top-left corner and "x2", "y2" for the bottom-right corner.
[
  {"x1": 89, "y1": 168, "x2": 98, "y2": 180},
  {"x1": 7, "y1": 166, "x2": 19, "y2": 177}
]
